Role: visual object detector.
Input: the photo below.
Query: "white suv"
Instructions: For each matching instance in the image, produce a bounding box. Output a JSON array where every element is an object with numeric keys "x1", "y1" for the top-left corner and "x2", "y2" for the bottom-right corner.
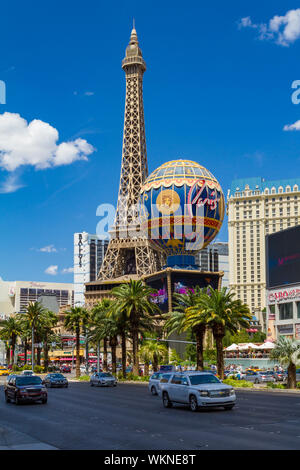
[{"x1": 160, "y1": 371, "x2": 236, "y2": 412}]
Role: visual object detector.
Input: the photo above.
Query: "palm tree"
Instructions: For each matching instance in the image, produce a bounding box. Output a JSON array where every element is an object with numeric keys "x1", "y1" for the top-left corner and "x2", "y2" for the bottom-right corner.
[
  {"x1": 0, "y1": 317, "x2": 22, "y2": 365},
  {"x1": 90, "y1": 300, "x2": 113, "y2": 372},
  {"x1": 270, "y1": 336, "x2": 300, "y2": 389},
  {"x1": 111, "y1": 280, "x2": 161, "y2": 375},
  {"x1": 39, "y1": 310, "x2": 58, "y2": 371},
  {"x1": 139, "y1": 338, "x2": 168, "y2": 373},
  {"x1": 164, "y1": 287, "x2": 208, "y2": 371},
  {"x1": 21, "y1": 301, "x2": 47, "y2": 369},
  {"x1": 187, "y1": 287, "x2": 251, "y2": 379},
  {"x1": 64, "y1": 306, "x2": 89, "y2": 378}
]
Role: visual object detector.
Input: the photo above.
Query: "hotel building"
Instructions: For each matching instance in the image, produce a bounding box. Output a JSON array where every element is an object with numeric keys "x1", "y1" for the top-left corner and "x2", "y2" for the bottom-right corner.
[
  {"x1": 74, "y1": 232, "x2": 108, "y2": 306},
  {"x1": 227, "y1": 177, "x2": 300, "y2": 326}
]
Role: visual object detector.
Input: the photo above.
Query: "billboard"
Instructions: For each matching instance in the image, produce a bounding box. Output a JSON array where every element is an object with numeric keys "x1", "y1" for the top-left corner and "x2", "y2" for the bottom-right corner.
[{"x1": 266, "y1": 225, "x2": 300, "y2": 288}]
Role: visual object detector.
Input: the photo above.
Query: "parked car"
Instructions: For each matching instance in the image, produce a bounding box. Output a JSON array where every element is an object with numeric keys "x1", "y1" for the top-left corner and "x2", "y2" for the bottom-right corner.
[
  {"x1": 296, "y1": 369, "x2": 300, "y2": 382},
  {"x1": 4, "y1": 375, "x2": 47, "y2": 405},
  {"x1": 160, "y1": 372, "x2": 236, "y2": 411},
  {"x1": 273, "y1": 371, "x2": 287, "y2": 382},
  {"x1": 90, "y1": 372, "x2": 117, "y2": 387},
  {"x1": 258, "y1": 371, "x2": 276, "y2": 383},
  {"x1": 148, "y1": 372, "x2": 165, "y2": 395},
  {"x1": 21, "y1": 370, "x2": 34, "y2": 376},
  {"x1": 60, "y1": 365, "x2": 71, "y2": 373},
  {"x1": 244, "y1": 371, "x2": 276, "y2": 384},
  {"x1": 43, "y1": 373, "x2": 68, "y2": 388},
  {"x1": 0, "y1": 366, "x2": 10, "y2": 377}
]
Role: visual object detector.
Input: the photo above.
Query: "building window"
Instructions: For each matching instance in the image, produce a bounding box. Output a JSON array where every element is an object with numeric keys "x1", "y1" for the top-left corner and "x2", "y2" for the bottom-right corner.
[{"x1": 279, "y1": 302, "x2": 293, "y2": 320}]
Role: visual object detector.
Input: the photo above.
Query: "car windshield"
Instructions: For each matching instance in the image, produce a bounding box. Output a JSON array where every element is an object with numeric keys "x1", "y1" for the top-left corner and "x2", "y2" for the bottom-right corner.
[
  {"x1": 50, "y1": 374, "x2": 64, "y2": 378},
  {"x1": 99, "y1": 373, "x2": 112, "y2": 378},
  {"x1": 189, "y1": 374, "x2": 221, "y2": 385},
  {"x1": 16, "y1": 376, "x2": 42, "y2": 386},
  {"x1": 262, "y1": 371, "x2": 274, "y2": 375}
]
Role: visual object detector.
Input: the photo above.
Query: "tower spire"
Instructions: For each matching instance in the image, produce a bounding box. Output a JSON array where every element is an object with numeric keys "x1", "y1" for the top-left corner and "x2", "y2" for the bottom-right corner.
[{"x1": 98, "y1": 27, "x2": 163, "y2": 280}]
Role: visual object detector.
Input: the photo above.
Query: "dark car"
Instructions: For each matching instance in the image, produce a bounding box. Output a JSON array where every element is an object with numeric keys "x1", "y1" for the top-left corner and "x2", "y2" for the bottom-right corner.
[
  {"x1": 60, "y1": 365, "x2": 71, "y2": 373},
  {"x1": 4, "y1": 375, "x2": 47, "y2": 405},
  {"x1": 43, "y1": 373, "x2": 68, "y2": 388}
]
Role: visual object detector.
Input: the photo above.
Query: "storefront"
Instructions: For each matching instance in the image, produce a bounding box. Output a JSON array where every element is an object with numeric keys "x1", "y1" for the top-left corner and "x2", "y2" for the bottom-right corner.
[
  {"x1": 266, "y1": 284, "x2": 300, "y2": 341},
  {"x1": 49, "y1": 349, "x2": 85, "y2": 363}
]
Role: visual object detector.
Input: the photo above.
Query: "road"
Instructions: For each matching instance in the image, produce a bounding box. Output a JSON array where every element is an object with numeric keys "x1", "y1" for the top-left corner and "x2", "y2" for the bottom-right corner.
[{"x1": 1, "y1": 381, "x2": 300, "y2": 450}]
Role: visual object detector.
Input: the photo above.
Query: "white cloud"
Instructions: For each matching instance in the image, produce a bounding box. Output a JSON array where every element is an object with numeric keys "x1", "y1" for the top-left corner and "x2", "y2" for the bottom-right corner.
[
  {"x1": 84, "y1": 91, "x2": 95, "y2": 96},
  {"x1": 45, "y1": 265, "x2": 58, "y2": 275},
  {"x1": 0, "y1": 173, "x2": 24, "y2": 193},
  {"x1": 283, "y1": 120, "x2": 300, "y2": 131},
  {"x1": 62, "y1": 267, "x2": 74, "y2": 274},
  {"x1": 0, "y1": 112, "x2": 95, "y2": 172},
  {"x1": 238, "y1": 9, "x2": 300, "y2": 46},
  {"x1": 39, "y1": 245, "x2": 58, "y2": 253}
]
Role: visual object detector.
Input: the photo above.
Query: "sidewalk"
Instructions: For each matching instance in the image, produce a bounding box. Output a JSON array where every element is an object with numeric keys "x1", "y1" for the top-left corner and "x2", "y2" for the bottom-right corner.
[{"x1": 0, "y1": 425, "x2": 57, "y2": 450}]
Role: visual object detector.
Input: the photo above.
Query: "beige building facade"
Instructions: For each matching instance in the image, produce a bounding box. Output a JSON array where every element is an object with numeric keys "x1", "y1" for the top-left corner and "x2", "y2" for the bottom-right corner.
[
  {"x1": 0, "y1": 279, "x2": 74, "y2": 318},
  {"x1": 227, "y1": 177, "x2": 300, "y2": 327}
]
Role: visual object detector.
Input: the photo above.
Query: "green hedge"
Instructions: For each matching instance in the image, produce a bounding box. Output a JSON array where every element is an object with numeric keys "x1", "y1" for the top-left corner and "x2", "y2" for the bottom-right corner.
[
  {"x1": 78, "y1": 375, "x2": 90, "y2": 381},
  {"x1": 223, "y1": 378, "x2": 253, "y2": 388}
]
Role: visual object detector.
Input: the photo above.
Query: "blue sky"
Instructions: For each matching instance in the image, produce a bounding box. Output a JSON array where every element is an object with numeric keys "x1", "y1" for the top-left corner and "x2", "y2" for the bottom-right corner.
[{"x1": 1, "y1": 0, "x2": 300, "y2": 282}]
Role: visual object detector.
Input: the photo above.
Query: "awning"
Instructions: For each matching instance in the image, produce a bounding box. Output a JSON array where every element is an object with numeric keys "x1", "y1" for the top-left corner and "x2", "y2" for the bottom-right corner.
[{"x1": 225, "y1": 343, "x2": 238, "y2": 351}]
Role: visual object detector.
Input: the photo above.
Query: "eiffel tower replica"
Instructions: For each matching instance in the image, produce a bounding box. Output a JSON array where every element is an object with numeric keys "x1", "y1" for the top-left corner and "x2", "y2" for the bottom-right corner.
[{"x1": 98, "y1": 25, "x2": 164, "y2": 281}]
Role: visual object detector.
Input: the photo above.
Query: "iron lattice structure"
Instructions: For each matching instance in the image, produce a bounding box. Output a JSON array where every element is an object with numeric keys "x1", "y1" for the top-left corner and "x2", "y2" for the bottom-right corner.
[{"x1": 99, "y1": 27, "x2": 164, "y2": 280}]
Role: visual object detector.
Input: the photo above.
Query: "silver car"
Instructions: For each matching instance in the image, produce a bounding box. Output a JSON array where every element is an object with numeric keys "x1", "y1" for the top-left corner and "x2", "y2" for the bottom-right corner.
[
  {"x1": 160, "y1": 372, "x2": 236, "y2": 411},
  {"x1": 149, "y1": 372, "x2": 172, "y2": 396},
  {"x1": 90, "y1": 372, "x2": 117, "y2": 387},
  {"x1": 244, "y1": 371, "x2": 276, "y2": 384}
]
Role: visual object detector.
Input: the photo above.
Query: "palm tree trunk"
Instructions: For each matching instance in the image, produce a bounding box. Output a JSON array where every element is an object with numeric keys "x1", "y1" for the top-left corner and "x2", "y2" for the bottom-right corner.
[
  {"x1": 121, "y1": 331, "x2": 127, "y2": 378},
  {"x1": 194, "y1": 325, "x2": 206, "y2": 371},
  {"x1": 11, "y1": 335, "x2": 16, "y2": 365},
  {"x1": 287, "y1": 362, "x2": 296, "y2": 389},
  {"x1": 44, "y1": 334, "x2": 49, "y2": 372},
  {"x1": 110, "y1": 337, "x2": 117, "y2": 375},
  {"x1": 214, "y1": 332, "x2": 225, "y2": 380},
  {"x1": 153, "y1": 353, "x2": 158, "y2": 372},
  {"x1": 6, "y1": 343, "x2": 9, "y2": 364},
  {"x1": 24, "y1": 339, "x2": 28, "y2": 364},
  {"x1": 131, "y1": 326, "x2": 139, "y2": 376},
  {"x1": 144, "y1": 361, "x2": 149, "y2": 376},
  {"x1": 76, "y1": 325, "x2": 80, "y2": 378},
  {"x1": 37, "y1": 347, "x2": 41, "y2": 366},
  {"x1": 103, "y1": 338, "x2": 108, "y2": 372}
]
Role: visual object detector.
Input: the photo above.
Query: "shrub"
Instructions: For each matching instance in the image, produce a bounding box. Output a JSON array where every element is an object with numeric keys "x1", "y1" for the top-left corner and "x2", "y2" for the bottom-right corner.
[
  {"x1": 267, "y1": 382, "x2": 286, "y2": 389},
  {"x1": 12, "y1": 365, "x2": 21, "y2": 372},
  {"x1": 79, "y1": 375, "x2": 90, "y2": 381},
  {"x1": 33, "y1": 365, "x2": 43, "y2": 374},
  {"x1": 22, "y1": 365, "x2": 32, "y2": 371},
  {"x1": 223, "y1": 379, "x2": 253, "y2": 388},
  {"x1": 297, "y1": 382, "x2": 300, "y2": 389}
]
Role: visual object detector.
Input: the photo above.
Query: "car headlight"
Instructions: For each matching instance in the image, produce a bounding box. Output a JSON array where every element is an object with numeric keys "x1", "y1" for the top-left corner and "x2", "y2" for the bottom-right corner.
[
  {"x1": 230, "y1": 388, "x2": 235, "y2": 396},
  {"x1": 199, "y1": 390, "x2": 209, "y2": 397}
]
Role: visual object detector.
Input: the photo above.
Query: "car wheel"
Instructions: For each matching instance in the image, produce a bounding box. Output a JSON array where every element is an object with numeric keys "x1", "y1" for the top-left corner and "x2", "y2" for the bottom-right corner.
[
  {"x1": 42, "y1": 398, "x2": 47, "y2": 404},
  {"x1": 189, "y1": 395, "x2": 198, "y2": 412},
  {"x1": 113, "y1": 384, "x2": 117, "y2": 387},
  {"x1": 65, "y1": 384, "x2": 68, "y2": 388},
  {"x1": 15, "y1": 395, "x2": 21, "y2": 405},
  {"x1": 151, "y1": 386, "x2": 157, "y2": 396},
  {"x1": 162, "y1": 392, "x2": 172, "y2": 408},
  {"x1": 90, "y1": 381, "x2": 94, "y2": 386},
  {"x1": 5, "y1": 392, "x2": 10, "y2": 403},
  {"x1": 254, "y1": 379, "x2": 259, "y2": 384},
  {"x1": 224, "y1": 405, "x2": 234, "y2": 411}
]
